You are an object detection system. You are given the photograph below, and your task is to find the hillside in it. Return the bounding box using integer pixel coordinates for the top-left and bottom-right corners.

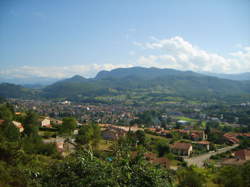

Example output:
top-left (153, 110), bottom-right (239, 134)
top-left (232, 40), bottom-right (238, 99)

top-left (42, 67), bottom-right (250, 103)
top-left (95, 67), bottom-right (203, 80)
top-left (201, 72), bottom-right (250, 81)
top-left (0, 83), bottom-right (37, 99)
top-left (1, 67), bottom-right (250, 103)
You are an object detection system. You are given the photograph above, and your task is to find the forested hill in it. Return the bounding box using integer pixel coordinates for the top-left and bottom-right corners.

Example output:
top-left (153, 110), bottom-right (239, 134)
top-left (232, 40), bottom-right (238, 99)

top-left (1, 67), bottom-right (250, 103)
top-left (0, 83), bottom-right (38, 99)
top-left (95, 67), bottom-right (204, 80)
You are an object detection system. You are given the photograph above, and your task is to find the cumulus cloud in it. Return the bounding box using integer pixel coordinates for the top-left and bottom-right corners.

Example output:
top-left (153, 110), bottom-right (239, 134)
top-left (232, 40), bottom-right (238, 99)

top-left (1, 36), bottom-right (249, 80)
top-left (0, 64), bottom-right (134, 79)
top-left (135, 36), bottom-right (250, 73)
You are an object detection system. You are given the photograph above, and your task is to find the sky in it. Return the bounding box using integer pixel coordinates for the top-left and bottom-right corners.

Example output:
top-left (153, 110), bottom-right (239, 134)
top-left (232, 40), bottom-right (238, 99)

top-left (0, 0), bottom-right (250, 81)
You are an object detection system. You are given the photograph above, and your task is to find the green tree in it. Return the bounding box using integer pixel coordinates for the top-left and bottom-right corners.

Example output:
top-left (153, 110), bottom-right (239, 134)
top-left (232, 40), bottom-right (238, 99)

top-left (242, 161), bottom-right (250, 187)
top-left (3, 121), bottom-right (20, 142)
top-left (76, 123), bottom-right (101, 147)
top-left (37, 149), bottom-right (172, 187)
top-left (23, 111), bottom-right (39, 136)
top-left (135, 130), bottom-right (146, 145)
top-left (157, 142), bottom-right (170, 157)
top-left (204, 125), bottom-right (211, 136)
top-left (177, 167), bottom-right (206, 187)
top-left (59, 117), bottom-right (77, 135)
top-left (217, 166), bottom-right (243, 187)
top-left (238, 137), bottom-right (250, 149)
top-left (0, 104), bottom-right (13, 121)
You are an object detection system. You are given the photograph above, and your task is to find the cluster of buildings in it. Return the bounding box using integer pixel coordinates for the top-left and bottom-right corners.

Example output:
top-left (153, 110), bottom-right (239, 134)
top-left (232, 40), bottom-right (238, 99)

top-left (9, 99), bottom-right (138, 125)
top-left (146, 128), bottom-right (207, 141)
top-left (99, 124), bottom-right (141, 140)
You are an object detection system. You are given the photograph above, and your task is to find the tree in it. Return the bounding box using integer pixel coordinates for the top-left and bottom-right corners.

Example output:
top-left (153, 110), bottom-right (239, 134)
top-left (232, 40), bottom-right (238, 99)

top-left (241, 161), bottom-right (250, 187)
top-left (23, 111), bottom-right (39, 136)
top-left (206, 121), bottom-right (220, 129)
top-left (135, 130), bottom-right (146, 145)
top-left (59, 117), bottom-right (77, 135)
top-left (157, 142), bottom-right (170, 157)
top-left (0, 104), bottom-right (13, 121)
top-left (76, 123), bottom-right (101, 147)
top-left (238, 137), bottom-right (250, 149)
top-left (3, 121), bottom-right (20, 142)
top-left (177, 167), bottom-right (206, 187)
top-left (205, 125), bottom-right (211, 136)
top-left (37, 149), bottom-right (172, 187)
top-left (216, 166), bottom-right (244, 187)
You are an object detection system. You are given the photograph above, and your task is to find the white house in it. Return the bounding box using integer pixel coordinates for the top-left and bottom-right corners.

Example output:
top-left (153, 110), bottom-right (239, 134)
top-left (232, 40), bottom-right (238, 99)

top-left (12, 121), bottom-right (24, 132)
top-left (41, 117), bottom-right (51, 128)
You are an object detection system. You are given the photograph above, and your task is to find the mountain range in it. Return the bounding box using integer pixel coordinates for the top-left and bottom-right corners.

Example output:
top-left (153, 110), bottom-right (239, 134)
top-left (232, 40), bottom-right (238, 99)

top-left (200, 72), bottom-right (250, 81)
top-left (1, 67), bottom-right (250, 104)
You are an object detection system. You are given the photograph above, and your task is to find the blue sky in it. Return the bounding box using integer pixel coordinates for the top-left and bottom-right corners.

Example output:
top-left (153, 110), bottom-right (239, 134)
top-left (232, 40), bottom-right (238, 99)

top-left (0, 0), bottom-right (249, 80)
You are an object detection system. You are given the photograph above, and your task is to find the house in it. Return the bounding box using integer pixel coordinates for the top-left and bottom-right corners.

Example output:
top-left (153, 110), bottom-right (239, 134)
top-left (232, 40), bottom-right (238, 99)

top-left (190, 130), bottom-right (207, 141)
top-left (101, 128), bottom-right (126, 140)
top-left (196, 141), bottom-right (210, 151)
top-left (223, 133), bottom-right (250, 145)
top-left (234, 149), bottom-right (250, 160)
top-left (153, 157), bottom-right (171, 168)
top-left (40, 117), bottom-right (51, 128)
top-left (144, 153), bottom-right (171, 168)
top-left (12, 121), bottom-right (24, 132)
top-left (221, 149), bottom-right (250, 166)
top-left (132, 152), bottom-right (170, 168)
top-left (55, 142), bottom-right (64, 152)
top-left (170, 142), bottom-right (193, 156)
top-left (0, 120), bottom-right (24, 133)
top-left (223, 133), bottom-right (240, 144)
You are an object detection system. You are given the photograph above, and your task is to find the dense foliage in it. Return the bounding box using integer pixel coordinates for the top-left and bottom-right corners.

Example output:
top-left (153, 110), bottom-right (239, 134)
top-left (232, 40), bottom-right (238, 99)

top-left (1, 102), bottom-right (250, 186)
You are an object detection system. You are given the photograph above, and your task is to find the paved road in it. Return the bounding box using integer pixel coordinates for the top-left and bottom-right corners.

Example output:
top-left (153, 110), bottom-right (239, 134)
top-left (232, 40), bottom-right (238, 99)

top-left (184, 144), bottom-right (239, 167)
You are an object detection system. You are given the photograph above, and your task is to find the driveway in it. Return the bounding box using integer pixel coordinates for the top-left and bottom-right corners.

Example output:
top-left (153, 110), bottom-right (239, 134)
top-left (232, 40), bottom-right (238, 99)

top-left (184, 144), bottom-right (239, 167)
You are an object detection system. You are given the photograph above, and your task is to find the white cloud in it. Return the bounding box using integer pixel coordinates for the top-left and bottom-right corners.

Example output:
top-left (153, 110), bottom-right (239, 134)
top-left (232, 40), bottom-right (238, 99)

top-left (135, 36), bottom-right (250, 73)
top-left (1, 36), bottom-right (249, 80)
top-left (0, 64), bottom-right (134, 79)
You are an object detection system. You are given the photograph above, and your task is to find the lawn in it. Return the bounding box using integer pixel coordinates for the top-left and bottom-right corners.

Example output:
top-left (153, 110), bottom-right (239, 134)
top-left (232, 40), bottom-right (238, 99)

top-left (98, 139), bottom-right (113, 151)
top-left (175, 116), bottom-right (197, 122)
top-left (146, 133), bottom-right (170, 142)
top-left (201, 121), bottom-right (206, 128)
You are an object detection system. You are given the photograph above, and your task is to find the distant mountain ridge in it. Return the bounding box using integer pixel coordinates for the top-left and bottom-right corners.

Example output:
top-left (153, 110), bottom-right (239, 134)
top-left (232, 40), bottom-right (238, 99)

top-left (201, 72), bottom-right (250, 81)
top-left (95, 67), bottom-right (203, 80)
top-left (1, 67), bottom-right (250, 103)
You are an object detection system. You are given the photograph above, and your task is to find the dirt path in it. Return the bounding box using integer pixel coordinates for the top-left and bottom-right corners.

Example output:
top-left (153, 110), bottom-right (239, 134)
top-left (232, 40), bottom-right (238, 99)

top-left (184, 144), bottom-right (239, 167)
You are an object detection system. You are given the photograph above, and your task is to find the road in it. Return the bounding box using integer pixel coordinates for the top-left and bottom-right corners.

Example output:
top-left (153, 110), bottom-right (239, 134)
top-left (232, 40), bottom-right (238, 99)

top-left (184, 144), bottom-right (239, 167)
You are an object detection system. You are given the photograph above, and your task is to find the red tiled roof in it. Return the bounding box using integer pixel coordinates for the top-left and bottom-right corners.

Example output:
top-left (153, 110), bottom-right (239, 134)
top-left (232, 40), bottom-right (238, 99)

top-left (197, 141), bottom-right (210, 145)
top-left (170, 142), bottom-right (192, 150)
top-left (152, 157), bottom-right (171, 168)
top-left (0, 119), bottom-right (4, 125)
top-left (235, 149), bottom-right (250, 160)
top-left (147, 128), bottom-right (156, 132)
top-left (144, 152), bottom-right (170, 168)
top-left (223, 134), bottom-right (240, 144)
